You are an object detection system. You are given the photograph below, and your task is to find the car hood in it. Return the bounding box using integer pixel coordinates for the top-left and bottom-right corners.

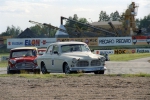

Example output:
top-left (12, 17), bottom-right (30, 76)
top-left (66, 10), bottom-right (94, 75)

top-left (61, 52), bottom-right (103, 59)
top-left (11, 56), bottom-right (36, 62)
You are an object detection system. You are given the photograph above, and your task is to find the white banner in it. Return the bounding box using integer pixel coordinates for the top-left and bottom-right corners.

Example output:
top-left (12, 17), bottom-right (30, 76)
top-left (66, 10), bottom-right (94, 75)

top-left (94, 50), bottom-right (114, 55)
top-left (7, 38), bottom-right (57, 49)
top-left (98, 37), bottom-right (132, 46)
top-left (136, 48), bottom-right (150, 53)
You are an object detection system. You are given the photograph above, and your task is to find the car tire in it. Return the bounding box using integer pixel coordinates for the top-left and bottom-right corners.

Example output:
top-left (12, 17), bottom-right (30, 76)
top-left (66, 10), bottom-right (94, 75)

top-left (94, 70), bottom-right (104, 74)
top-left (41, 64), bottom-right (49, 74)
top-left (64, 63), bottom-right (71, 74)
top-left (7, 67), bottom-right (14, 74)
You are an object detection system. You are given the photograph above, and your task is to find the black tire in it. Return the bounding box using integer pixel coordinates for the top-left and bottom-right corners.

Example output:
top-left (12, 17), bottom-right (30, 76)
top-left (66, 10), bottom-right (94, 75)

top-left (41, 63), bottom-right (49, 74)
top-left (94, 70), bottom-right (104, 74)
top-left (64, 63), bottom-right (71, 74)
top-left (7, 67), bottom-right (14, 74)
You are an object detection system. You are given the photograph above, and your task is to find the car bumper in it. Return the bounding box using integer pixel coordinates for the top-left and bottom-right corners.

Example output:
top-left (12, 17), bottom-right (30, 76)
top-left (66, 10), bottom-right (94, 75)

top-left (70, 66), bottom-right (107, 72)
top-left (9, 66), bottom-right (40, 71)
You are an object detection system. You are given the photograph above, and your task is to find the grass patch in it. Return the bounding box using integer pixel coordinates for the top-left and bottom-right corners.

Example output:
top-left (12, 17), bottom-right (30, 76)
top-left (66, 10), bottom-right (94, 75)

top-left (107, 73), bottom-right (150, 77)
top-left (0, 61), bottom-right (8, 67)
top-left (0, 53), bottom-right (9, 58)
top-left (18, 74), bottom-right (58, 78)
top-left (0, 74), bottom-right (11, 77)
top-left (109, 53), bottom-right (150, 61)
top-left (0, 73), bottom-right (150, 78)
top-left (0, 53), bottom-right (9, 68)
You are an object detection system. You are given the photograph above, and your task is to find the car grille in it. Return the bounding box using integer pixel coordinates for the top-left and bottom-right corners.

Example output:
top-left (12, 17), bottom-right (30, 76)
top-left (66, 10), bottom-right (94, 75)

top-left (15, 62), bottom-right (35, 68)
top-left (76, 61), bottom-right (89, 67)
top-left (91, 60), bottom-right (101, 66)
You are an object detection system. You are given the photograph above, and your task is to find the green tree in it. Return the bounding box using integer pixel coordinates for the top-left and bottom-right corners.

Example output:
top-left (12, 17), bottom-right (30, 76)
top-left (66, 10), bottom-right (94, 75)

top-left (30, 24), bottom-right (56, 37)
top-left (73, 14), bottom-right (78, 21)
top-left (98, 11), bottom-right (110, 21)
top-left (0, 25), bottom-right (22, 37)
top-left (65, 16), bottom-right (74, 28)
top-left (139, 14), bottom-right (150, 32)
top-left (77, 18), bottom-right (88, 30)
top-left (65, 14), bottom-right (89, 31)
top-left (110, 11), bottom-right (120, 21)
top-left (135, 18), bottom-right (140, 28)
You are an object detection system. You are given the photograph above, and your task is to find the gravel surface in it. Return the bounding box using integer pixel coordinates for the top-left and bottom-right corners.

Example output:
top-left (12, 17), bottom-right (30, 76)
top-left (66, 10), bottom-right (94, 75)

top-left (0, 75), bottom-right (150, 100)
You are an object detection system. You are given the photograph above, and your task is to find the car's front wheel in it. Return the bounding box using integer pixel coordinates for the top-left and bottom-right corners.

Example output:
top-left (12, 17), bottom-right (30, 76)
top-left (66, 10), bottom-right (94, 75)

top-left (41, 63), bottom-right (49, 74)
top-left (94, 70), bottom-right (104, 74)
top-left (7, 67), bottom-right (14, 74)
top-left (64, 63), bottom-right (71, 74)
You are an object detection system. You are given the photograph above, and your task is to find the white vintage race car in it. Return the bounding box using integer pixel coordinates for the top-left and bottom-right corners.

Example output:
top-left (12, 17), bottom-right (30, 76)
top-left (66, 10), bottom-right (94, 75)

top-left (36, 41), bottom-right (106, 74)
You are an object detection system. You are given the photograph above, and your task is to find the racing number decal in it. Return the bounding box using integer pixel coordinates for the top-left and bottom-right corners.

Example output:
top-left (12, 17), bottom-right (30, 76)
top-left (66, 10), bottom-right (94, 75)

top-left (52, 60), bottom-right (54, 66)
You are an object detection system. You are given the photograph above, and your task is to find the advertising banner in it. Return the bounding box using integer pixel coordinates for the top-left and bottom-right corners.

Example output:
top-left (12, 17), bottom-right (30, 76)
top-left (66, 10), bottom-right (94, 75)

top-left (136, 48), bottom-right (150, 53)
top-left (114, 49), bottom-right (136, 54)
top-left (94, 50), bottom-right (114, 55)
top-left (7, 38), bottom-right (57, 49)
top-left (98, 37), bottom-right (132, 46)
top-left (132, 36), bottom-right (150, 45)
top-left (57, 38), bottom-right (98, 46)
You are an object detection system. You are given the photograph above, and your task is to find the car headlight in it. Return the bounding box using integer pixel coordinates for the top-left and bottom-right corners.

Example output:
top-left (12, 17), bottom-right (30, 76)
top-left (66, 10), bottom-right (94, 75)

top-left (10, 59), bottom-right (16, 64)
top-left (72, 58), bottom-right (77, 63)
top-left (100, 57), bottom-right (106, 62)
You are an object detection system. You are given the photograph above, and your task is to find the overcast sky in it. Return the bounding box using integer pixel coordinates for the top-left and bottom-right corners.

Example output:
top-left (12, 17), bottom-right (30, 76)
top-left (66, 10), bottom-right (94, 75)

top-left (0, 0), bottom-right (150, 33)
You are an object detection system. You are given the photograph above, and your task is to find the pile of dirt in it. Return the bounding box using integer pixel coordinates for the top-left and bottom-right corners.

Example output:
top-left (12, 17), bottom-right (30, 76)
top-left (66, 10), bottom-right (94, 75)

top-left (0, 75), bottom-right (149, 100)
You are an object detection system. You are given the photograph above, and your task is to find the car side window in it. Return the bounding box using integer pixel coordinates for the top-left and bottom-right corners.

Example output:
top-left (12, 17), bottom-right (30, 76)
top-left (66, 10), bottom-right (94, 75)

top-left (46, 45), bottom-right (53, 54)
top-left (52, 45), bottom-right (59, 54)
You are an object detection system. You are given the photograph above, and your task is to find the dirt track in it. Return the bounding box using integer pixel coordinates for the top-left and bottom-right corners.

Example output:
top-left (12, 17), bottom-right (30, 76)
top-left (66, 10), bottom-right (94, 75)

top-left (0, 75), bottom-right (150, 100)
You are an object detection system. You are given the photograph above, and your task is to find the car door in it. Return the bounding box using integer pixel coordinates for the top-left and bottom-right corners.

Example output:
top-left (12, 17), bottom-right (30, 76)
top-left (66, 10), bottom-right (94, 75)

top-left (50, 45), bottom-right (62, 72)
top-left (44, 45), bottom-right (53, 71)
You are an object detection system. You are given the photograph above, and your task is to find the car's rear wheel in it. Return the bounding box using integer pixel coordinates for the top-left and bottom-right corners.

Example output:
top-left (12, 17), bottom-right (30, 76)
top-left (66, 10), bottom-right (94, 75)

top-left (64, 63), bottom-right (71, 74)
top-left (94, 70), bottom-right (104, 74)
top-left (41, 63), bottom-right (49, 74)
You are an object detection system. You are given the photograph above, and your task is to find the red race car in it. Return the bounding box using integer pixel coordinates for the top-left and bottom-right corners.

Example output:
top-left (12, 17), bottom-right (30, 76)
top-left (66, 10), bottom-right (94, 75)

top-left (7, 47), bottom-right (40, 74)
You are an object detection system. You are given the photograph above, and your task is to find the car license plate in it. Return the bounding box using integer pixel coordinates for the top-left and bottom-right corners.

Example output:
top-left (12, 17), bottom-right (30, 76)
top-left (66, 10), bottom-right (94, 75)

top-left (22, 64), bottom-right (25, 67)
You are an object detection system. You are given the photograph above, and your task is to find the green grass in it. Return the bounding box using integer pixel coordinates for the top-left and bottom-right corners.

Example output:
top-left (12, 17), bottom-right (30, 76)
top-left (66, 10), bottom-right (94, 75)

top-left (0, 73), bottom-right (85, 78)
top-left (108, 73), bottom-right (150, 77)
top-left (0, 61), bottom-right (8, 67)
top-left (0, 53), bottom-right (9, 57)
top-left (109, 53), bottom-right (150, 61)
top-left (0, 53), bottom-right (9, 67)
top-left (0, 73), bottom-right (150, 78)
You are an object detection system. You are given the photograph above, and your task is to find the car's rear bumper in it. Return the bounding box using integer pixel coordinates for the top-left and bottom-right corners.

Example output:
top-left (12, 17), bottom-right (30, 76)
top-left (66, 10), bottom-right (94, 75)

top-left (70, 66), bottom-right (106, 72)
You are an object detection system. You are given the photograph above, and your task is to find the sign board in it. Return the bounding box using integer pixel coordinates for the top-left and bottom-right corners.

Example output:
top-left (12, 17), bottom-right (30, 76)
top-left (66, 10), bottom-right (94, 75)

top-left (94, 50), bottom-right (114, 55)
top-left (98, 37), bottom-right (132, 46)
top-left (132, 36), bottom-right (150, 45)
top-left (57, 38), bottom-right (98, 46)
top-left (136, 48), bottom-right (150, 53)
top-left (7, 38), bottom-right (57, 49)
top-left (114, 49), bottom-right (136, 54)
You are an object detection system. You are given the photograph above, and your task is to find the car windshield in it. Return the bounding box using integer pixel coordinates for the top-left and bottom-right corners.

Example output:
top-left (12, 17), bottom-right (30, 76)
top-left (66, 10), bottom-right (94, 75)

top-left (11, 49), bottom-right (36, 58)
top-left (61, 44), bottom-right (90, 53)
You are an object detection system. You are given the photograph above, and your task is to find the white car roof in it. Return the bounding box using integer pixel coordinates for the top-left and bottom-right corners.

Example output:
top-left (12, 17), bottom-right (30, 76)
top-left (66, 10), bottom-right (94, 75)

top-left (11, 47), bottom-right (37, 51)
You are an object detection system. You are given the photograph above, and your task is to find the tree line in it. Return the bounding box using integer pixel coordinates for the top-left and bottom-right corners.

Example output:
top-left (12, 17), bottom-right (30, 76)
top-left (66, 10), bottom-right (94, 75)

top-left (0, 11), bottom-right (150, 38)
